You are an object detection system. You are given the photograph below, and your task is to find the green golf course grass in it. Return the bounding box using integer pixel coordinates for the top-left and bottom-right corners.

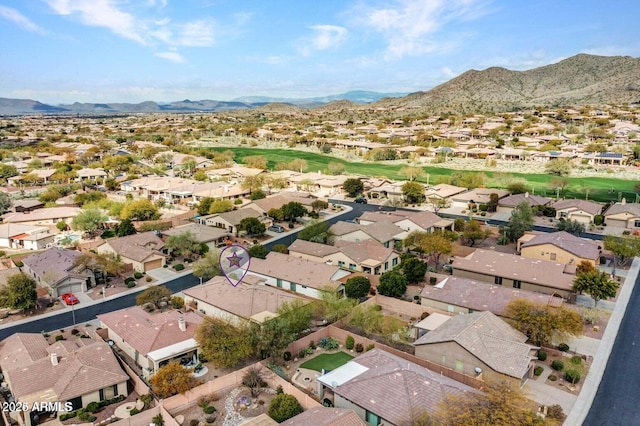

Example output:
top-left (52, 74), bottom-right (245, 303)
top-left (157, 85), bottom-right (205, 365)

top-left (299, 352), bottom-right (354, 372)
top-left (208, 147), bottom-right (638, 203)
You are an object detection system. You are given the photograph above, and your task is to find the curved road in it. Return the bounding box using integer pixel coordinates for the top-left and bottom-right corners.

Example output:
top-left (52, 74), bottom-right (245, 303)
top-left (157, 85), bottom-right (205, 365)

top-left (0, 273), bottom-right (199, 340)
top-left (584, 269), bottom-right (640, 425)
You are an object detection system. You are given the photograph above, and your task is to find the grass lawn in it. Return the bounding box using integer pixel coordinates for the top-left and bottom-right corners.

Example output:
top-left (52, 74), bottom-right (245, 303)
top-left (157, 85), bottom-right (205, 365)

top-left (207, 147), bottom-right (638, 203)
top-left (299, 351), bottom-right (354, 372)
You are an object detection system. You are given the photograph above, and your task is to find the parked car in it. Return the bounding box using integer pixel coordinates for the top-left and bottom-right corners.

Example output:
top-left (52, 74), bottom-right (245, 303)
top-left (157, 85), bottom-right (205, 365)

top-left (268, 224), bottom-right (285, 233)
top-left (61, 293), bottom-right (79, 306)
top-left (354, 197), bottom-right (368, 204)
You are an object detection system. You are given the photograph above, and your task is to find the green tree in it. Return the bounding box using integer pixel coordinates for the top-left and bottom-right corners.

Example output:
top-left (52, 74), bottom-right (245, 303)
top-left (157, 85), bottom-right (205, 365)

top-left (71, 208), bottom-right (107, 238)
top-left (250, 189), bottom-right (266, 200)
top-left (192, 251), bottom-right (221, 283)
top-left (0, 164), bottom-right (18, 180)
top-left (241, 175), bottom-right (265, 194)
top-left (56, 220), bottom-right (68, 232)
top-left (342, 178), bottom-right (364, 197)
top-left (74, 191), bottom-right (107, 207)
top-left (556, 219), bottom-right (586, 236)
top-left (248, 244), bottom-right (269, 259)
top-left (281, 202), bottom-right (306, 222)
top-left (399, 166), bottom-right (425, 181)
top-left (573, 271), bottom-right (619, 307)
top-left (507, 181), bottom-right (530, 194)
top-left (267, 208), bottom-right (284, 222)
top-left (242, 155), bottom-right (268, 169)
top-left (120, 199), bottom-right (160, 221)
top-left (149, 361), bottom-right (201, 398)
top-left (276, 299), bottom-right (312, 337)
top-left (378, 271), bottom-right (407, 298)
top-left (545, 158), bottom-right (573, 176)
top-left (136, 286), bottom-right (172, 308)
top-left (268, 394), bottom-right (303, 423)
top-left (503, 299), bottom-right (583, 346)
top-left (0, 273), bottom-right (38, 310)
top-left (576, 260), bottom-right (596, 276)
top-left (345, 276), bottom-right (371, 299)
top-left (311, 199), bottom-right (329, 212)
top-left (297, 220), bottom-right (331, 244)
top-left (327, 161), bottom-right (345, 175)
top-left (239, 217), bottom-right (266, 237)
top-left (506, 202), bottom-right (534, 242)
top-left (402, 181), bottom-right (425, 204)
top-left (604, 235), bottom-right (640, 268)
top-left (272, 244), bottom-right (288, 254)
top-left (0, 192), bottom-right (12, 215)
top-left (463, 219), bottom-right (491, 246)
top-left (487, 193), bottom-right (499, 213)
top-left (114, 218), bottom-right (137, 237)
top-left (404, 231), bottom-right (452, 271)
top-left (250, 317), bottom-right (296, 362)
top-left (549, 177), bottom-right (571, 197)
top-left (401, 257), bottom-right (427, 284)
top-left (197, 197), bottom-right (215, 216)
top-left (318, 287), bottom-right (357, 323)
top-left (208, 199), bottom-right (233, 214)
top-left (450, 171), bottom-right (486, 189)
top-left (195, 316), bottom-right (253, 368)
top-left (166, 231), bottom-right (203, 258)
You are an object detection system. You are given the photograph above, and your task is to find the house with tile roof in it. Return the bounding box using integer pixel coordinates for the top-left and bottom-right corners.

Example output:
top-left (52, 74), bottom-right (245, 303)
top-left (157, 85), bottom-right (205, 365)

top-left (450, 188), bottom-right (510, 209)
top-left (288, 239), bottom-right (400, 275)
top-left (0, 223), bottom-right (54, 250)
top-left (247, 192), bottom-right (319, 215)
top-left (518, 231), bottom-right (602, 266)
top-left (414, 311), bottom-right (539, 388)
top-left (603, 200), bottom-right (640, 229)
top-left (552, 199), bottom-right (603, 224)
top-left (247, 251), bottom-right (351, 299)
top-left (97, 306), bottom-right (203, 379)
top-left (95, 231), bottom-right (166, 272)
top-left (357, 210), bottom-right (453, 233)
top-left (281, 407), bottom-right (366, 426)
top-left (22, 247), bottom-right (95, 296)
top-left (451, 249), bottom-right (577, 301)
top-left (183, 275), bottom-right (310, 325)
top-left (316, 348), bottom-right (477, 426)
top-left (1, 207), bottom-right (81, 226)
top-left (419, 276), bottom-right (564, 316)
top-left (199, 207), bottom-right (269, 236)
top-left (328, 221), bottom-right (405, 249)
top-left (160, 223), bottom-right (231, 251)
top-left (0, 333), bottom-right (129, 426)
top-left (497, 192), bottom-right (553, 213)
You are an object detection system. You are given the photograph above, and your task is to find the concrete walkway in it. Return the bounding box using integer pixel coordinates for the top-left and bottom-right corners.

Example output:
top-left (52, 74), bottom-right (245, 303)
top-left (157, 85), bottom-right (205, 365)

top-left (551, 335), bottom-right (601, 358)
top-left (523, 364), bottom-right (577, 415)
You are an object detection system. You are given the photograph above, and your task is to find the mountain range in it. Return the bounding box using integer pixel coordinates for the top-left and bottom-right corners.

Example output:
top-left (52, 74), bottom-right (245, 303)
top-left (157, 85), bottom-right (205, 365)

top-left (1, 54), bottom-right (639, 116)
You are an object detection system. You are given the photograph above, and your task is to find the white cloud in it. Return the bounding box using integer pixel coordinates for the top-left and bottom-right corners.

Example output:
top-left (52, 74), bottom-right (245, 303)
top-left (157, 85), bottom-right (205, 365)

top-left (155, 51), bottom-right (185, 63)
top-left (178, 20), bottom-right (215, 46)
top-left (45, 0), bottom-right (146, 44)
top-left (0, 5), bottom-right (46, 34)
top-left (360, 0), bottom-right (490, 59)
top-left (309, 25), bottom-right (348, 50)
top-left (441, 66), bottom-right (456, 77)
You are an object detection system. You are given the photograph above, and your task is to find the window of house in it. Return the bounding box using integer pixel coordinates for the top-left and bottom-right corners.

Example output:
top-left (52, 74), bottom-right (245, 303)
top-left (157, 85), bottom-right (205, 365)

top-left (290, 283), bottom-right (297, 291)
top-left (447, 304), bottom-right (454, 313)
top-left (455, 360), bottom-right (464, 373)
top-left (338, 261), bottom-right (345, 268)
top-left (99, 385), bottom-right (117, 401)
top-left (560, 212), bottom-right (568, 218)
top-left (365, 411), bottom-right (381, 426)
top-left (392, 258), bottom-right (398, 266)
top-left (550, 253), bottom-right (557, 261)
top-left (276, 279), bottom-right (282, 288)
top-left (494, 276), bottom-right (502, 285)
top-left (513, 280), bottom-right (522, 289)
top-left (634, 220), bottom-right (640, 228)
top-left (349, 263), bottom-right (357, 270)
top-left (384, 261), bottom-right (389, 270)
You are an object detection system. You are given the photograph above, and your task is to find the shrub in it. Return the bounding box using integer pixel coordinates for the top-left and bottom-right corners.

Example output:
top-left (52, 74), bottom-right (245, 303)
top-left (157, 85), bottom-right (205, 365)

top-left (170, 296), bottom-right (185, 309)
top-left (129, 408), bottom-right (140, 416)
top-left (558, 343), bottom-right (570, 352)
top-left (127, 281), bottom-right (136, 288)
top-left (537, 350), bottom-right (547, 361)
top-left (86, 401), bottom-right (100, 413)
top-left (134, 272), bottom-right (143, 279)
top-left (547, 404), bottom-right (566, 421)
top-left (276, 385), bottom-right (283, 395)
top-left (60, 412), bottom-right (77, 421)
top-left (283, 351), bottom-right (292, 361)
top-left (298, 349), bottom-right (306, 359)
top-left (268, 394), bottom-right (303, 422)
top-left (140, 394), bottom-right (153, 409)
top-left (14, 261), bottom-right (23, 267)
top-left (565, 369), bottom-right (581, 384)
top-left (234, 199), bottom-right (243, 205)
top-left (174, 264), bottom-right (185, 271)
top-left (189, 420), bottom-right (199, 426)
top-left (534, 366), bottom-right (544, 376)
top-left (55, 335), bottom-right (64, 341)
top-left (571, 355), bottom-right (583, 365)
top-left (203, 406), bottom-right (216, 414)
top-left (79, 412), bottom-right (97, 422)
top-left (355, 343), bottom-right (364, 353)
top-left (551, 360), bottom-right (564, 371)
top-left (366, 344), bottom-right (375, 351)
top-left (146, 276), bottom-right (152, 282)
top-left (429, 276), bottom-right (437, 285)
top-left (205, 416), bottom-right (216, 423)
top-left (309, 340), bottom-right (316, 350)
top-left (548, 374), bottom-right (557, 382)
top-left (345, 336), bottom-right (355, 350)
top-left (71, 328), bottom-right (79, 335)
top-left (125, 277), bottom-right (135, 284)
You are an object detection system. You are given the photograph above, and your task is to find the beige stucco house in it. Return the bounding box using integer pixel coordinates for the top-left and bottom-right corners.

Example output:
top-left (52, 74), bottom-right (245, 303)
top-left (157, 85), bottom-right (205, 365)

top-left (95, 232), bottom-right (166, 272)
top-left (518, 231), bottom-right (601, 266)
top-left (604, 200), bottom-right (640, 229)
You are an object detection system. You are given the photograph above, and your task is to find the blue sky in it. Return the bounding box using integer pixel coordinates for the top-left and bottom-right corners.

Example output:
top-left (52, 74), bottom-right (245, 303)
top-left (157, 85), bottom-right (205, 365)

top-left (1, 0), bottom-right (639, 104)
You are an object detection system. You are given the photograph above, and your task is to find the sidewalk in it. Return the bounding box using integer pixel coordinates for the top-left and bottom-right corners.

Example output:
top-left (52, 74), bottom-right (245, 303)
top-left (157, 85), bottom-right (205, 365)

top-left (523, 364), bottom-right (577, 415)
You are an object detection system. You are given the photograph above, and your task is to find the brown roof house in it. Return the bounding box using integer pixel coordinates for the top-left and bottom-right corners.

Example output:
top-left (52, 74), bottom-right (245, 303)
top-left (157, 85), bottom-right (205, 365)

top-left (183, 275), bottom-right (310, 325)
top-left (199, 207), bottom-right (268, 236)
top-left (497, 192), bottom-right (552, 213)
top-left (552, 199), bottom-right (603, 224)
top-left (95, 231), bottom-right (166, 273)
top-left (413, 311), bottom-right (539, 388)
top-left (0, 223), bottom-right (54, 251)
top-left (97, 306), bottom-right (203, 380)
top-left (452, 249), bottom-right (577, 301)
top-left (288, 239), bottom-right (400, 275)
top-left (316, 348), bottom-right (477, 426)
top-left (603, 200), bottom-right (640, 229)
top-left (518, 231), bottom-right (601, 266)
top-left (0, 333), bottom-right (129, 426)
top-left (357, 210), bottom-right (453, 233)
top-left (161, 223), bottom-right (231, 251)
top-left (328, 221), bottom-right (405, 249)
top-left (1, 207), bottom-right (81, 226)
top-left (247, 251), bottom-right (352, 299)
top-left (419, 276), bottom-right (564, 316)
top-left (281, 407), bottom-right (366, 426)
top-left (22, 247), bottom-right (95, 297)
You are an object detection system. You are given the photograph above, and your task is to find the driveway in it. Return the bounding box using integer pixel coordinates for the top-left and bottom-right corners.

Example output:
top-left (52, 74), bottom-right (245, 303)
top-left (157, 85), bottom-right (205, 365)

top-left (523, 364), bottom-right (577, 415)
top-left (146, 267), bottom-right (182, 282)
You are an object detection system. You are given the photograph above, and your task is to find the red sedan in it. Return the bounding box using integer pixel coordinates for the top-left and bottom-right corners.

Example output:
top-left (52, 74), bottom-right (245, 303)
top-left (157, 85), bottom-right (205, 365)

top-left (61, 293), bottom-right (79, 306)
